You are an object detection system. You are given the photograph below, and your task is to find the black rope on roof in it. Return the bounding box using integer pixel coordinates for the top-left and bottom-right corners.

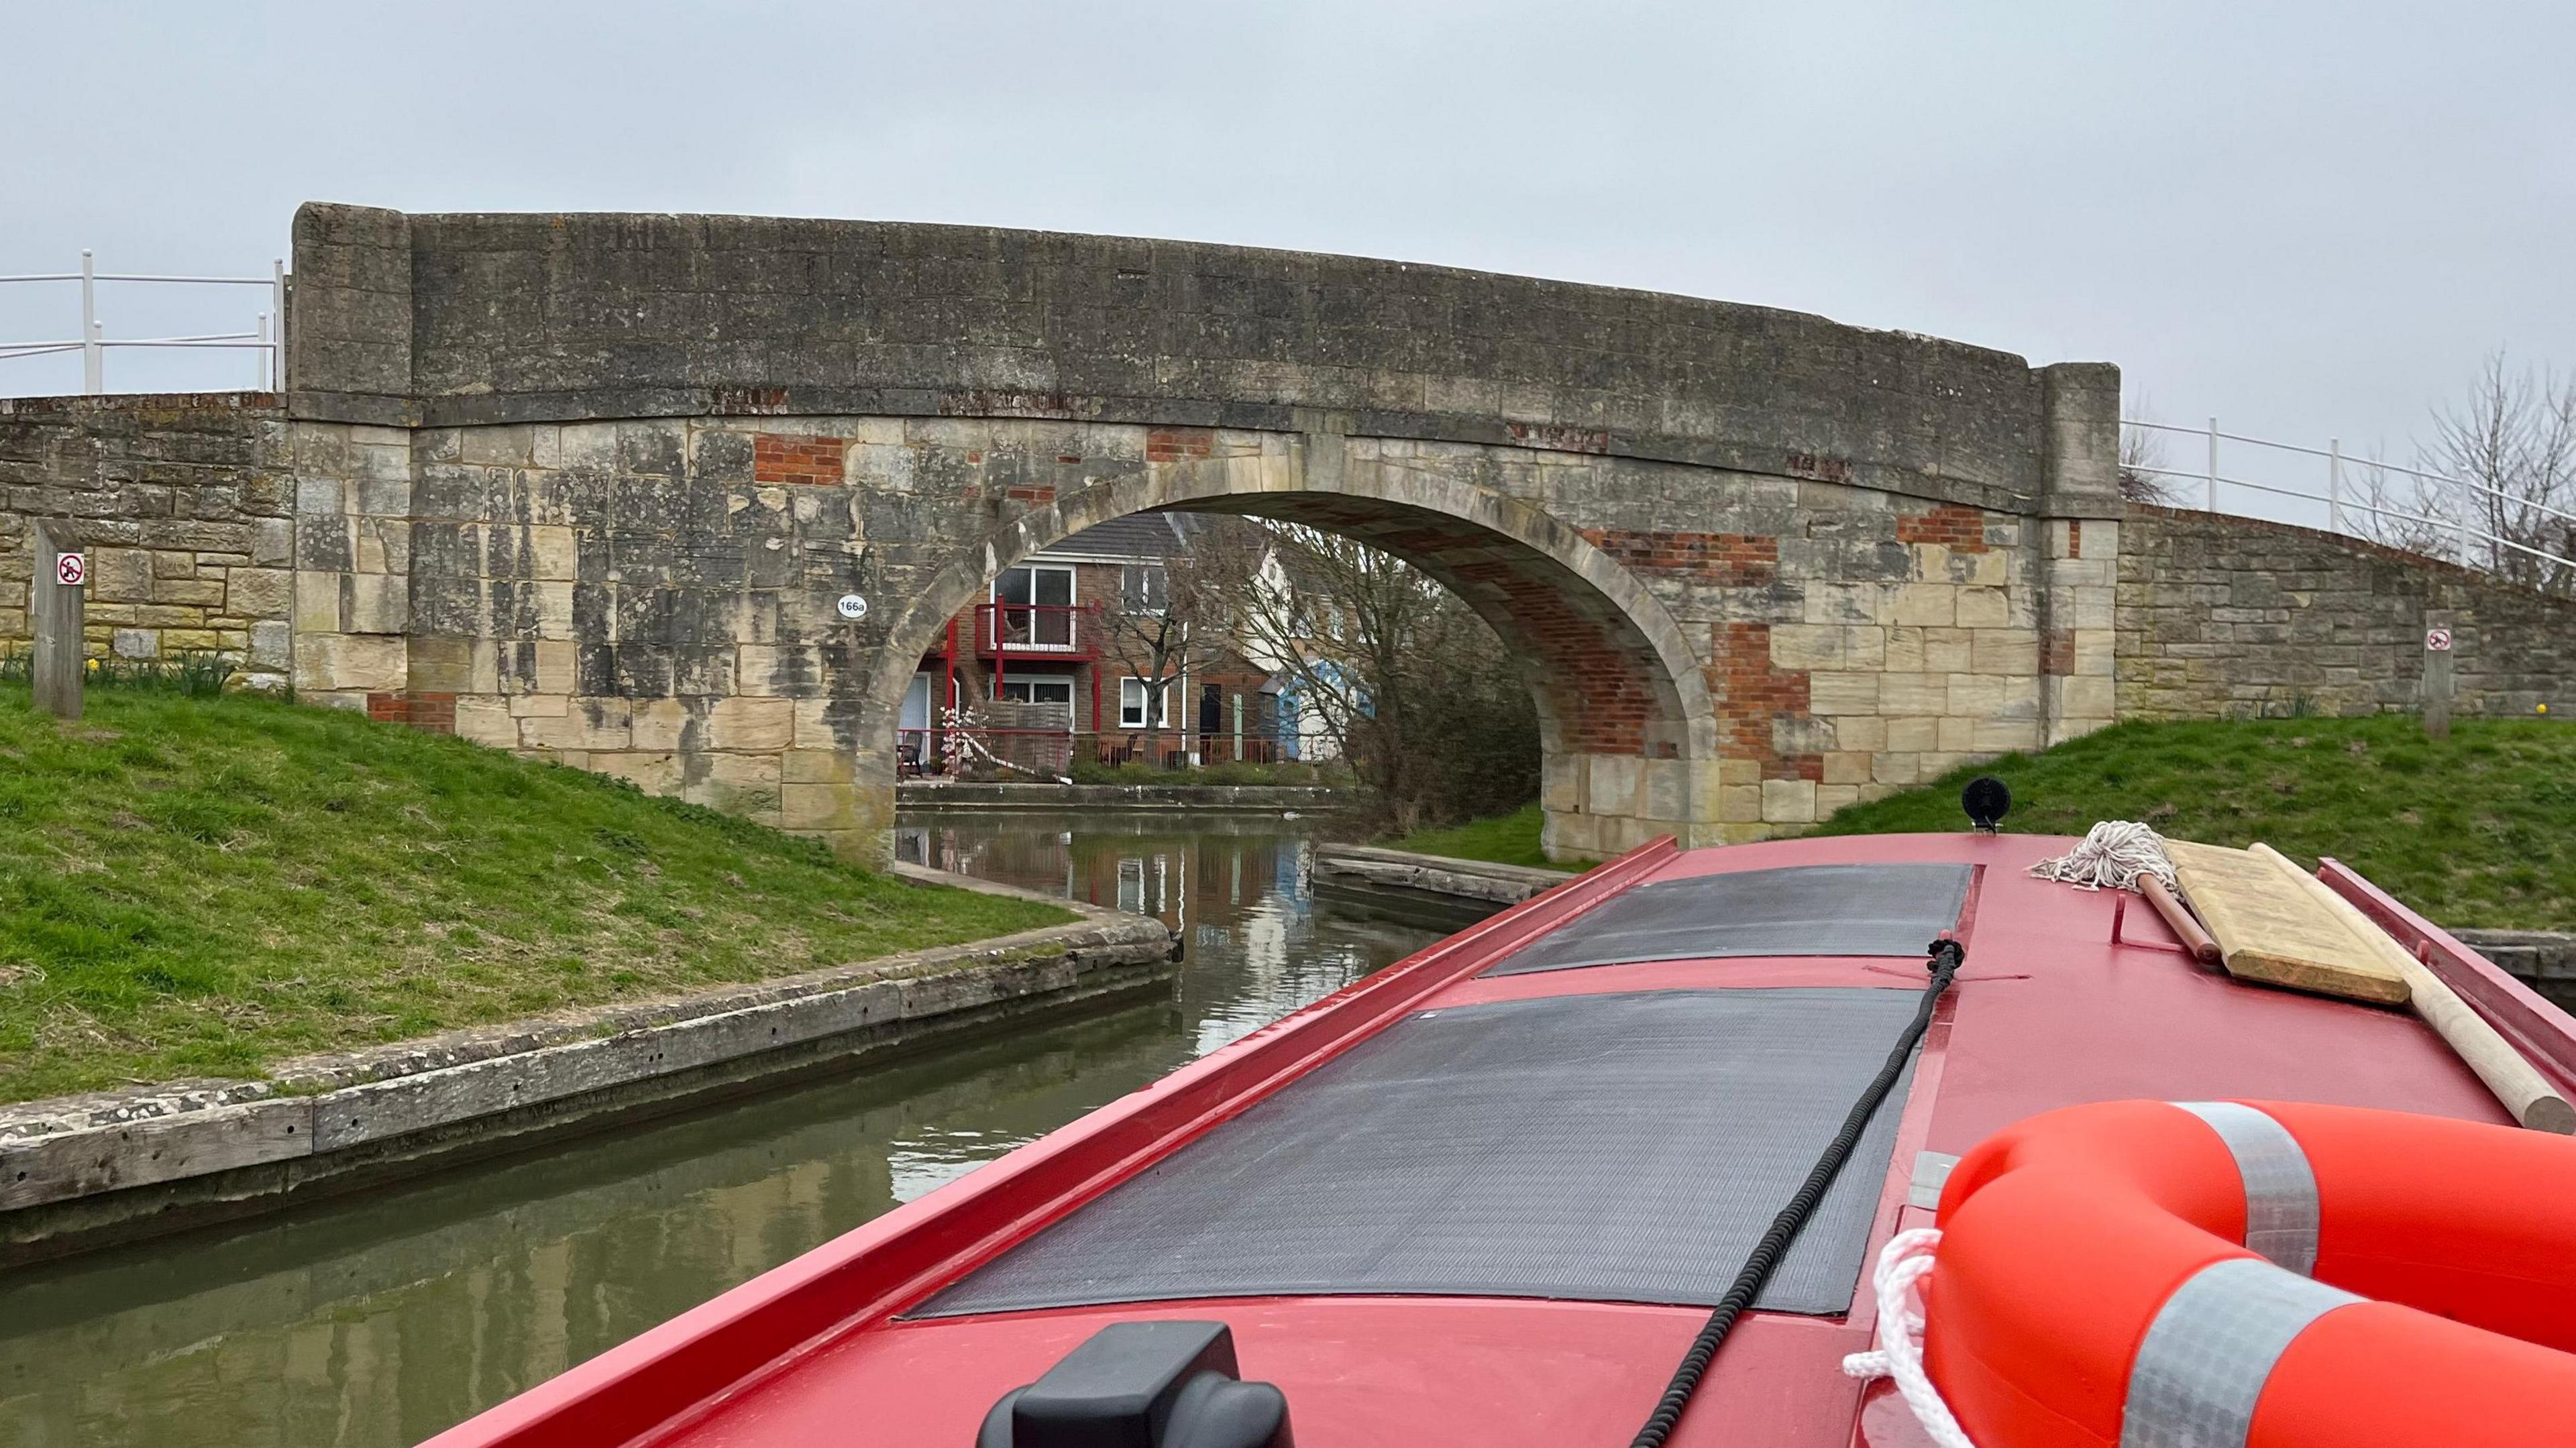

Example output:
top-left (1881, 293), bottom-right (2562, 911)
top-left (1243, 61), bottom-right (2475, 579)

top-left (1627, 934), bottom-right (1966, 1448)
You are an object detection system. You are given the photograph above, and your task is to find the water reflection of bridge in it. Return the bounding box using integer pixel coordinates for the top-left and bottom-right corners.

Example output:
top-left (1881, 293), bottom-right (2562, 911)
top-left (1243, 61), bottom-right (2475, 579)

top-left (896, 808), bottom-right (1311, 934)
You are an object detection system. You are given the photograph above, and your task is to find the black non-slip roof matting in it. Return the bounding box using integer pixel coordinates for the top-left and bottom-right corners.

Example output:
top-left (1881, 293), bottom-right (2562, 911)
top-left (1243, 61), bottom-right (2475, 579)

top-left (1480, 862), bottom-right (1973, 976)
top-left (914, 987), bottom-right (1923, 1319)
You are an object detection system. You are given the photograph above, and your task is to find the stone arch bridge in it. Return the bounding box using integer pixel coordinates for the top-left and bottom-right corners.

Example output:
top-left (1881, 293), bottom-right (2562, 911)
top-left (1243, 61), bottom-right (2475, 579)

top-left (236, 203), bottom-right (2137, 861)
top-left (16, 210), bottom-right (2565, 863)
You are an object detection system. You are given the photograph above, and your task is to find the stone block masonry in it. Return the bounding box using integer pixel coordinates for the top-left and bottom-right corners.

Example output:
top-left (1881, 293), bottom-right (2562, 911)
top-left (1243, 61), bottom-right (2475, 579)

top-left (0, 393), bottom-right (295, 683)
top-left (2116, 507), bottom-right (2576, 718)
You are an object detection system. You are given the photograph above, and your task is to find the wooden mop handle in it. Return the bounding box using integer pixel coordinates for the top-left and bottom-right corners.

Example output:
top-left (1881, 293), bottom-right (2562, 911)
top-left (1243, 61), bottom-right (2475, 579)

top-left (2137, 875), bottom-right (2221, 965)
top-left (2250, 843), bottom-right (2576, 1134)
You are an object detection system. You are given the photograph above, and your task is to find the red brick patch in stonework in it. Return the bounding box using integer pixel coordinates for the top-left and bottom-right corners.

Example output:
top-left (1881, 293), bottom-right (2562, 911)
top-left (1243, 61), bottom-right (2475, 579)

top-left (407, 693), bottom-right (457, 734)
top-left (1006, 487), bottom-right (1057, 504)
top-left (752, 433), bottom-right (847, 485)
top-left (1448, 559), bottom-right (1662, 757)
top-left (1896, 504), bottom-right (1992, 551)
top-left (2068, 520), bottom-right (2084, 559)
top-left (1581, 529), bottom-right (1778, 588)
top-left (2043, 628), bottom-right (2076, 676)
top-left (366, 691), bottom-right (457, 734)
top-left (1146, 427), bottom-right (1215, 463)
top-left (1706, 623), bottom-right (1819, 781)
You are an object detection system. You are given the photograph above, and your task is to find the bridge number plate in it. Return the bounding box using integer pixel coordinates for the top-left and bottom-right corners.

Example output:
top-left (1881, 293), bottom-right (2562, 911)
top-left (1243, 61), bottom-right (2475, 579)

top-left (835, 594), bottom-right (869, 622)
top-left (2425, 628), bottom-right (2453, 652)
top-left (54, 553), bottom-right (86, 588)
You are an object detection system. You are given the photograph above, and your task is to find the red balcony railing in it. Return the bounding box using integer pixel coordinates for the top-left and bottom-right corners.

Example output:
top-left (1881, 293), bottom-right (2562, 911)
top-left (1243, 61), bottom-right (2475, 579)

top-left (898, 728), bottom-right (1291, 778)
top-left (973, 602), bottom-right (1100, 661)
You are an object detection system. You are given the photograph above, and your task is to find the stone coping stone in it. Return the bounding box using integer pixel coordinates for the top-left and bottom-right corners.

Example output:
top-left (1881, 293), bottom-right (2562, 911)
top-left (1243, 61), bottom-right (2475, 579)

top-left (898, 781), bottom-right (1348, 811)
top-left (1313, 843), bottom-right (1578, 907)
top-left (0, 868), bottom-right (1173, 1232)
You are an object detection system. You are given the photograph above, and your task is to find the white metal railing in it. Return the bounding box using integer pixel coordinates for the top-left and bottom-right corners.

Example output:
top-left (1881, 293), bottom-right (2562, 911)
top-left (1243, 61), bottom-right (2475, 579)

top-left (2123, 416), bottom-right (2576, 579)
top-left (0, 250), bottom-right (286, 393)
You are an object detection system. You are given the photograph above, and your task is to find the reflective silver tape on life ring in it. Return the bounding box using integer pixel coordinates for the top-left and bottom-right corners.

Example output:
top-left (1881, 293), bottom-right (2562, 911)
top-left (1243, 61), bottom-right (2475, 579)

top-left (2171, 1101), bottom-right (2320, 1276)
top-left (2120, 1258), bottom-right (2362, 1448)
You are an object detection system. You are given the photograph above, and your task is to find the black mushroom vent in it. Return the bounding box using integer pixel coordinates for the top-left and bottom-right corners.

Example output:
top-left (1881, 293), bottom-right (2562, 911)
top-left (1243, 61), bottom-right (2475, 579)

top-left (977, 1321), bottom-right (1293, 1448)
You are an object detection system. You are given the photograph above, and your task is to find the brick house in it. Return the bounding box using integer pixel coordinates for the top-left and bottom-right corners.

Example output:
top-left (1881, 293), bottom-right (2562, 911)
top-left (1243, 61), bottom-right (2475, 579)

top-left (901, 514), bottom-right (1280, 773)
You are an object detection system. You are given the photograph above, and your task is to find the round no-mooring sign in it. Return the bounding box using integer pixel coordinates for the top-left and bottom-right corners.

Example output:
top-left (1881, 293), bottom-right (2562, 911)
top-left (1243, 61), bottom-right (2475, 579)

top-left (54, 553), bottom-right (85, 588)
top-left (2426, 628), bottom-right (2453, 652)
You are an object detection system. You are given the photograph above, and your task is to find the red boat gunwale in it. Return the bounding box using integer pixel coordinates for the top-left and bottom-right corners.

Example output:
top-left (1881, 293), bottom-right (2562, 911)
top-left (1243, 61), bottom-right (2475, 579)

top-left (2322, 856), bottom-right (2576, 1095)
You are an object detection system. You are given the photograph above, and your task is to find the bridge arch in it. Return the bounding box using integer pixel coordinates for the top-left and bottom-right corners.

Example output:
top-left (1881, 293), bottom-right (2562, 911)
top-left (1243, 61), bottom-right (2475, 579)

top-left (865, 430), bottom-right (1720, 860)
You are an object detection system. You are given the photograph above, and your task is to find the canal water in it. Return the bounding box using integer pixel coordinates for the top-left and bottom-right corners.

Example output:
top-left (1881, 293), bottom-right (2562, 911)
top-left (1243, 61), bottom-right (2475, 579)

top-left (0, 810), bottom-right (1475, 1448)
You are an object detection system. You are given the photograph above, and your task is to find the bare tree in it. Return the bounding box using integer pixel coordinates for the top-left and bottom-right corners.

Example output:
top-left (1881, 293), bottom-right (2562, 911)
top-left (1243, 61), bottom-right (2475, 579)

top-left (2349, 354), bottom-right (2576, 592)
top-left (2118, 406), bottom-right (2176, 505)
top-left (1207, 520), bottom-right (1536, 832)
top-left (2345, 446), bottom-right (2454, 558)
top-left (2427, 353), bottom-right (2576, 592)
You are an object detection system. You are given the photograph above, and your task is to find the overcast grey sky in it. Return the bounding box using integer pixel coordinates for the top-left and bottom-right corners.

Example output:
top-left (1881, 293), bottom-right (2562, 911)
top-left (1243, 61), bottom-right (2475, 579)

top-left (5, 1), bottom-right (2570, 486)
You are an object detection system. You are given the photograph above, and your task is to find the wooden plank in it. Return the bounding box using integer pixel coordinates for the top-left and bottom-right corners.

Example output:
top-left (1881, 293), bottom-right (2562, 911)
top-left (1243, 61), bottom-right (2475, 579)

top-left (2252, 844), bottom-right (2575, 1132)
top-left (2164, 838), bottom-right (2410, 1004)
top-left (0, 1098), bottom-right (313, 1211)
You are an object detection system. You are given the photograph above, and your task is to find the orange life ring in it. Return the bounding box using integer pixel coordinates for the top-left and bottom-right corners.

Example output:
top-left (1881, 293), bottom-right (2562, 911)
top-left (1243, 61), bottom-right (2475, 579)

top-left (1926, 1099), bottom-right (2576, 1448)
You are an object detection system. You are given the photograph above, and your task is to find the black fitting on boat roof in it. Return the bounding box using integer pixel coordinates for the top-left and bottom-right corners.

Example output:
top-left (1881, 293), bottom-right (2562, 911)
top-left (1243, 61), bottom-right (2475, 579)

top-left (977, 1320), bottom-right (1293, 1448)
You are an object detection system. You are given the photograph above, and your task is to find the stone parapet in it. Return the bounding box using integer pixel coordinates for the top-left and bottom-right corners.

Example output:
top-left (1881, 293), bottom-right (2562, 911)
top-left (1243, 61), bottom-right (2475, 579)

top-left (289, 205), bottom-right (2074, 519)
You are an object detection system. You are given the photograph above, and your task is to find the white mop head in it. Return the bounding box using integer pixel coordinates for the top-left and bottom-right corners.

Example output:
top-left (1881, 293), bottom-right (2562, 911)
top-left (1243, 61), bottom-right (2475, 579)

top-left (2028, 820), bottom-right (2179, 892)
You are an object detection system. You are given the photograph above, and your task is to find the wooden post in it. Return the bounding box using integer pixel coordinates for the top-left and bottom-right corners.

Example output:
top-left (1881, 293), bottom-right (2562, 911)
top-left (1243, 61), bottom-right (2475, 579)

top-left (2422, 626), bottom-right (2455, 740)
top-left (30, 519), bottom-right (85, 721)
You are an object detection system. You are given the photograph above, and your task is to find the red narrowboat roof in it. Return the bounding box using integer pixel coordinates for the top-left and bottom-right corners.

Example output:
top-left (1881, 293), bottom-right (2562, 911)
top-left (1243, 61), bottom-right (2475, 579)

top-left (420, 832), bottom-right (2551, 1448)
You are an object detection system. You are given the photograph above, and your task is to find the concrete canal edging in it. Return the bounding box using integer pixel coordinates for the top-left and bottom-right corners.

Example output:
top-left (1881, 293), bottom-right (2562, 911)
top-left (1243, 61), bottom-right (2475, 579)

top-left (0, 867), bottom-right (1177, 1266)
top-left (1312, 843), bottom-right (1576, 907)
top-left (900, 781), bottom-right (1348, 812)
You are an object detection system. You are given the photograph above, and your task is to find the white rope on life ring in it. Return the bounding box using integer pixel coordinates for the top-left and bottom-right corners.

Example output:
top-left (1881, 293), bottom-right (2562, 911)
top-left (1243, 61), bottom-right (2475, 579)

top-left (1840, 1227), bottom-right (1978, 1448)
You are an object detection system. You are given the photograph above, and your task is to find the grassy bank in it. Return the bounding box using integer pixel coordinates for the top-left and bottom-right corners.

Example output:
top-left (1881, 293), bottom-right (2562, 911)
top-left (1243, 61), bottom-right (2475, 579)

top-left (1817, 715), bottom-right (2576, 930)
top-left (0, 685), bottom-right (1070, 1104)
top-left (1375, 717), bottom-right (2576, 930)
top-left (1379, 804), bottom-right (1592, 872)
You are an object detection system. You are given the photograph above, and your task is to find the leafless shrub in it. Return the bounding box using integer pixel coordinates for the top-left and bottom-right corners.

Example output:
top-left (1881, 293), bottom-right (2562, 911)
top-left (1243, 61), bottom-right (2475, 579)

top-left (2352, 353), bottom-right (2576, 593)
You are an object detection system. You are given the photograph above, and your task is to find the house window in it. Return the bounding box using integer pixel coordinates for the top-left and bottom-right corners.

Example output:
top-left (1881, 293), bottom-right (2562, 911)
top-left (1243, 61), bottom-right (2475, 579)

top-left (996, 677), bottom-right (1075, 706)
top-left (1121, 563), bottom-right (1169, 614)
top-left (993, 565), bottom-right (1075, 649)
top-left (1120, 675), bottom-right (1178, 728)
